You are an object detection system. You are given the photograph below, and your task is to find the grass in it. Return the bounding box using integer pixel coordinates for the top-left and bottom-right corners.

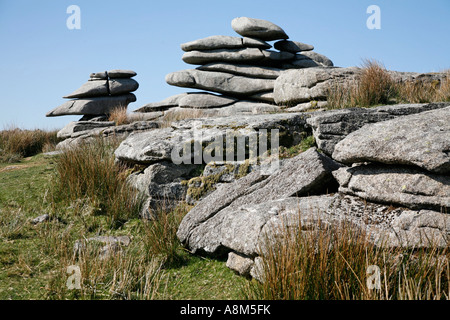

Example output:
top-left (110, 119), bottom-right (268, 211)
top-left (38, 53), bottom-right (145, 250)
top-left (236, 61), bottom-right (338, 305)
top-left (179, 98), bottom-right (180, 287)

top-left (108, 105), bottom-right (130, 126)
top-left (0, 127), bottom-right (58, 163)
top-left (278, 135), bottom-right (316, 159)
top-left (0, 137), bottom-right (246, 300)
top-left (49, 137), bottom-right (143, 228)
top-left (326, 59), bottom-right (450, 109)
top-left (244, 217), bottom-right (450, 300)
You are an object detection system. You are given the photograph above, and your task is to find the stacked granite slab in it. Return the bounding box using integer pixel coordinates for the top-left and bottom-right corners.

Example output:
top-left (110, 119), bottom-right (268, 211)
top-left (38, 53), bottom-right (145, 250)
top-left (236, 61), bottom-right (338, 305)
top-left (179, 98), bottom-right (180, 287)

top-left (45, 69), bottom-right (162, 149)
top-left (135, 17), bottom-right (333, 115)
top-left (46, 69), bottom-right (139, 117)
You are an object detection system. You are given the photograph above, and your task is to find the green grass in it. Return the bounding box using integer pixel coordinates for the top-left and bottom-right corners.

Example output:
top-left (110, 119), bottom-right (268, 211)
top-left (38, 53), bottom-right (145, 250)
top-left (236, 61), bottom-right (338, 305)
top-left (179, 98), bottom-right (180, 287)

top-left (0, 152), bottom-right (247, 300)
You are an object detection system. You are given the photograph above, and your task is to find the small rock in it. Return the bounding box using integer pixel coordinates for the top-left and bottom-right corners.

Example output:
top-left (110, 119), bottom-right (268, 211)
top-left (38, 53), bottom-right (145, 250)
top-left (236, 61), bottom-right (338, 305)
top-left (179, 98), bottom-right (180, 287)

top-left (226, 252), bottom-right (254, 277)
top-left (31, 214), bottom-right (49, 225)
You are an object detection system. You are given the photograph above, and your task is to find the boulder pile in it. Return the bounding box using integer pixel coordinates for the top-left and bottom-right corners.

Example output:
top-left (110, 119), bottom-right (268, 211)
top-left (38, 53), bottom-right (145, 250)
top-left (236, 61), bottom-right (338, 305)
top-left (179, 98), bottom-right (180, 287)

top-left (135, 17), bottom-right (334, 115)
top-left (46, 69), bottom-right (139, 117)
top-left (46, 70), bottom-right (165, 150)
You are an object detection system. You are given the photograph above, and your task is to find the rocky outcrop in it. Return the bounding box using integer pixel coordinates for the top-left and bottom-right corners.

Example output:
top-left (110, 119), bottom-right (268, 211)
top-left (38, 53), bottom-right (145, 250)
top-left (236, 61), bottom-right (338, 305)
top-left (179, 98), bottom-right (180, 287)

top-left (114, 111), bottom-right (311, 218)
top-left (43, 17), bottom-right (450, 282)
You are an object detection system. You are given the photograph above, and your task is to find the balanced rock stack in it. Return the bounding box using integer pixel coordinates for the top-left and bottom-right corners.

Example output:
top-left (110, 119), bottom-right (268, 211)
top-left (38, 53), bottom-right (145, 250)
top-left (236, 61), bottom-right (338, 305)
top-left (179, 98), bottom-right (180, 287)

top-left (136, 17), bottom-right (333, 114)
top-left (46, 69), bottom-right (139, 118)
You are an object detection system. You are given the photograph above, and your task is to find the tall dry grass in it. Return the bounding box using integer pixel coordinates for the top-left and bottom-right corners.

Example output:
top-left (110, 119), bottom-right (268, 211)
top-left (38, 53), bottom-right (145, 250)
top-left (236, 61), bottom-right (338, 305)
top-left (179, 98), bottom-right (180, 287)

top-left (108, 105), bottom-right (130, 126)
top-left (327, 60), bottom-right (450, 109)
top-left (397, 73), bottom-right (450, 103)
top-left (0, 127), bottom-right (58, 162)
top-left (50, 137), bottom-right (143, 226)
top-left (245, 216), bottom-right (449, 300)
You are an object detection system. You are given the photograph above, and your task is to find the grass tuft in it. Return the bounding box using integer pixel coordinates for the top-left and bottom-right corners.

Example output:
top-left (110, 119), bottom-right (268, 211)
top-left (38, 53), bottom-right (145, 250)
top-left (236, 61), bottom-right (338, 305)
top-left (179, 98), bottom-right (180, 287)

top-left (244, 214), bottom-right (450, 300)
top-left (50, 137), bottom-right (143, 227)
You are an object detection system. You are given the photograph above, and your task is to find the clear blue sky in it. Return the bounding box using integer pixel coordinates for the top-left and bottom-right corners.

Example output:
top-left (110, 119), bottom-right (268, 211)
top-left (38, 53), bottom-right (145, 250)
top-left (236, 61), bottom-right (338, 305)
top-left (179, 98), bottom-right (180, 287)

top-left (0, 0), bottom-right (449, 130)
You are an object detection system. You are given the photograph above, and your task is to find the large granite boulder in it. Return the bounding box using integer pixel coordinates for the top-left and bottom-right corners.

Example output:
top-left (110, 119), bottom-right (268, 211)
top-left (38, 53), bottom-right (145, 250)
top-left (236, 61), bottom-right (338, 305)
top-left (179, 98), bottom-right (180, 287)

top-left (181, 35), bottom-right (271, 51)
top-left (165, 69), bottom-right (275, 97)
top-left (197, 63), bottom-right (282, 79)
top-left (63, 78), bottom-right (139, 99)
top-left (231, 17), bottom-right (289, 41)
top-left (177, 92), bottom-right (237, 108)
top-left (333, 165), bottom-right (450, 211)
top-left (306, 102), bottom-right (450, 155)
top-left (274, 40), bottom-right (314, 53)
top-left (46, 94), bottom-right (137, 117)
top-left (177, 148), bottom-right (342, 254)
top-left (332, 106), bottom-right (450, 174)
top-left (273, 67), bottom-right (360, 105)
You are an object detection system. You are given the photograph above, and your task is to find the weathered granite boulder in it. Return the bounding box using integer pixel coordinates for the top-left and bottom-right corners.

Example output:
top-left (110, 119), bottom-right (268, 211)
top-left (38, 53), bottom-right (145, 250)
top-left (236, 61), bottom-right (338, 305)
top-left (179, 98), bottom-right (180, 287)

top-left (197, 63), bottom-right (282, 79)
top-left (47, 69), bottom-right (138, 119)
top-left (105, 69), bottom-right (137, 78)
top-left (177, 148), bottom-right (342, 254)
top-left (181, 35), bottom-right (271, 51)
top-left (127, 161), bottom-right (200, 219)
top-left (231, 17), bottom-right (289, 41)
top-left (56, 120), bottom-right (159, 150)
top-left (183, 190), bottom-right (448, 277)
top-left (274, 67), bottom-right (446, 106)
top-left (226, 252), bottom-right (255, 277)
top-left (299, 51), bottom-right (334, 67)
top-left (89, 69), bottom-right (137, 80)
top-left (127, 161), bottom-right (198, 197)
top-left (46, 94), bottom-right (137, 117)
top-left (57, 121), bottom-right (116, 139)
top-left (274, 40), bottom-right (314, 53)
top-left (115, 112), bottom-right (309, 165)
top-left (333, 165), bottom-right (450, 211)
top-left (63, 78), bottom-right (139, 99)
top-left (182, 48), bottom-right (265, 65)
top-left (273, 67), bottom-right (360, 105)
top-left (166, 69), bottom-right (275, 97)
top-left (178, 92), bottom-right (238, 109)
top-left (161, 101), bottom-right (281, 119)
top-left (389, 210), bottom-right (450, 248)
top-left (332, 106), bottom-right (450, 174)
top-left (306, 102), bottom-right (450, 155)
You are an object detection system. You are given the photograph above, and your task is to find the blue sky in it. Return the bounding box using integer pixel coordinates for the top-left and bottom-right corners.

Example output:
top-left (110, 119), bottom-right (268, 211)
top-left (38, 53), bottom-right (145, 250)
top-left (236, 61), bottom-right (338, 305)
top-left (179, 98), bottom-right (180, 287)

top-left (0, 0), bottom-right (449, 130)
